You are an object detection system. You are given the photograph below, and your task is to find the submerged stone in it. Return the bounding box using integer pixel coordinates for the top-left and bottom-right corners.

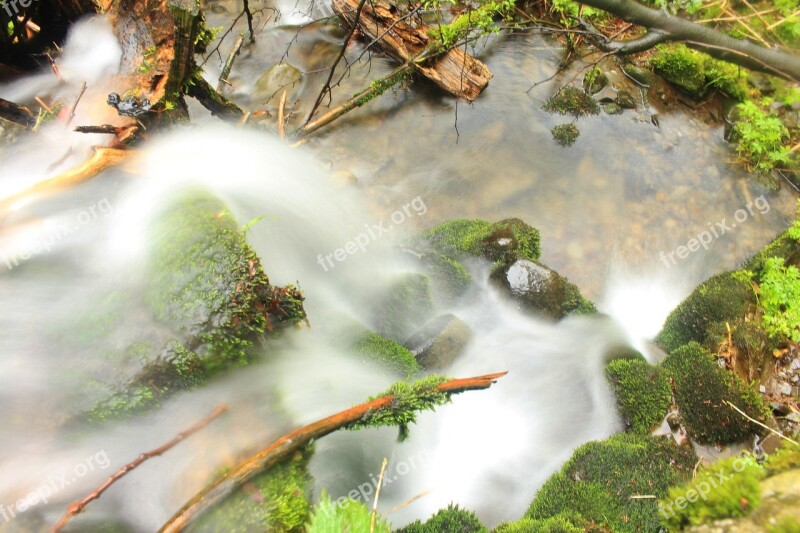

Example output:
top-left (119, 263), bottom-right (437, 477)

top-left (404, 314), bottom-right (473, 371)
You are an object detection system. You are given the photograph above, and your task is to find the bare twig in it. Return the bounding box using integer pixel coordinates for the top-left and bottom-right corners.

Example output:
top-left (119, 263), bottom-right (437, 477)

top-left (278, 90), bottom-right (288, 141)
top-left (724, 400), bottom-right (799, 447)
top-left (66, 82), bottom-right (87, 128)
top-left (217, 33), bottom-right (245, 92)
top-left (306, 0), bottom-right (370, 123)
top-left (52, 404), bottom-right (228, 532)
top-left (243, 0), bottom-right (256, 42)
top-left (370, 458), bottom-right (388, 533)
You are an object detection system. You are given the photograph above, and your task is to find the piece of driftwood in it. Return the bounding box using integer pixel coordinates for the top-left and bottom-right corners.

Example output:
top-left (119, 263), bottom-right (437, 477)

top-left (332, 0), bottom-right (492, 101)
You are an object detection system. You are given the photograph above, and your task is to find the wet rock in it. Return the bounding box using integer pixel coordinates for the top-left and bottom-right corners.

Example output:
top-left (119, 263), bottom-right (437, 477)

top-left (489, 258), bottom-right (595, 320)
top-left (616, 90), bottom-right (637, 109)
top-left (667, 411), bottom-right (681, 430)
top-left (404, 314), bottom-right (473, 370)
top-left (622, 64), bottom-right (652, 87)
top-left (373, 273), bottom-right (435, 342)
top-left (583, 68), bottom-right (608, 95)
top-left (253, 63), bottom-right (303, 105)
top-left (603, 102), bottom-right (623, 115)
top-left (779, 382), bottom-right (793, 396)
top-left (771, 402), bottom-right (791, 416)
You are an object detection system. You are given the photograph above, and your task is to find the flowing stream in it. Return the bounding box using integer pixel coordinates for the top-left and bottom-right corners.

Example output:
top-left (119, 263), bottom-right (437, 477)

top-left (0, 8), bottom-right (797, 531)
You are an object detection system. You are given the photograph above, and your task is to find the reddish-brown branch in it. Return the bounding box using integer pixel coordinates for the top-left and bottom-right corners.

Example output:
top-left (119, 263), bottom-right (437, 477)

top-left (52, 404), bottom-right (229, 533)
top-left (159, 372), bottom-right (508, 532)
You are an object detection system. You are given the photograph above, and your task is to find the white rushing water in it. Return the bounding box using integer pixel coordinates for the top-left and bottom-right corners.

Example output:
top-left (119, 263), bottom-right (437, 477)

top-left (1, 12), bottom-right (793, 532)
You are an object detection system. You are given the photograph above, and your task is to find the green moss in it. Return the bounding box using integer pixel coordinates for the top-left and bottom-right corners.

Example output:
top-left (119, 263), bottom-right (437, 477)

top-left (759, 257), bottom-right (800, 342)
top-left (769, 517), bottom-right (800, 533)
top-left (421, 218), bottom-right (541, 264)
top-left (560, 276), bottom-right (597, 315)
top-left (396, 503), bottom-right (487, 532)
top-left (423, 251), bottom-right (472, 304)
top-left (352, 331), bottom-right (421, 379)
top-left (307, 493), bottom-right (391, 533)
top-left (743, 229), bottom-right (800, 275)
top-left (375, 274), bottom-right (434, 341)
top-left (660, 455), bottom-right (765, 529)
top-left (543, 86), bottom-right (600, 117)
top-left (734, 100), bottom-right (792, 172)
top-left (551, 123), bottom-right (580, 146)
top-left (656, 271), bottom-right (756, 353)
top-left (765, 444), bottom-right (800, 476)
top-left (661, 342), bottom-right (769, 444)
top-left (192, 449), bottom-right (313, 532)
top-left (347, 375), bottom-right (450, 441)
top-left (606, 358), bottom-right (671, 434)
top-left (526, 433), bottom-right (696, 532)
top-left (651, 43), bottom-right (749, 99)
top-left (494, 512), bottom-right (586, 532)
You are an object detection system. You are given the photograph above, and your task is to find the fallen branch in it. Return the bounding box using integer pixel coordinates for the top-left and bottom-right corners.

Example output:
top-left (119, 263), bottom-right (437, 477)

top-left (158, 372), bottom-right (508, 532)
top-left (294, 63), bottom-right (413, 138)
top-left (217, 33), bottom-right (245, 92)
top-left (0, 96), bottom-right (36, 128)
top-left (332, 0), bottom-right (493, 101)
top-left (576, 0), bottom-right (800, 81)
top-left (52, 404), bottom-right (229, 533)
top-left (724, 400), bottom-right (799, 447)
top-left (0, 148), bottom-right (133, 214)
top-left (186, 75), bottom-right (244, 121)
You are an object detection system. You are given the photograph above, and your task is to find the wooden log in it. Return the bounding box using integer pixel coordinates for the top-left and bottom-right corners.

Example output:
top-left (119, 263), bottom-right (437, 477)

top-left (332, 0), bottom-right (492, 101)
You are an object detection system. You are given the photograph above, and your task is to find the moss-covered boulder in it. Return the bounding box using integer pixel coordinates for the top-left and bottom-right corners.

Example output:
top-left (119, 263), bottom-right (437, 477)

top-left (373, 273), bottom-right (435, 342)
top-left (656, 272), bottom-right (756, 354)
top-left (661, 342), bottom-right (769, 445)
top-left (190, 448), bottom-right (313, 533)
top-left (421, 218), bottom-right (541, 265)
top-left (742, 229), bottom-right (800, 276)
top-left (525, 433), bottom-right (696, 532)
top-left (352, 330), bottom-right (422, 379)
top-left (489, 258), bottom-right (595, 319)
top-left (651, 43), bottom-right (748, 100)
top-left (417, 250), bottom-right (472, 305)
top-left (89, 193), bottom-right (306, 422)
top-left (606, 357), bottom-right (672, 434)
top-left (395, 503), bottom-right (487, 533)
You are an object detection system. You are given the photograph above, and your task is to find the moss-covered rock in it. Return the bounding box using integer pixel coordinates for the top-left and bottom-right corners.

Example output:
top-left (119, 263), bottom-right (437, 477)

top-left (656, 272), bottom-right (756, 354)
top-left (543, 86), bottom-right (600, 117)
top-left (551, 123), bottom-right (580, 146)
top-left (651, 43), bottom-right (749, 100)
top-left (89, 193), bottom-right (306, 422)
top-left (420, 251), bottom-right (472, 305)
top-left (190, 448), bottom-right (314, 533)
top-left (606, 357), bottom-right (672, 434)
top-left (526, 433), bottom-right (696, 532)
top-left (660, 455), bottom-right (765, 530)
top-left (662, 342), bottom-right (769, 444)
top-left (489, 258), bottom-right (596, 319)
top-left (421, 218), bottom-right (541, 265)
top-left (396, 503), bottom-right (487, 532)
top-left (494, 512), bottom-right (587, 533)
top-left (353, 331), bottom-right (422, 379)
top-left (742, 229), bottom-right (800, 276)
top-left (373, 274), bottom-right (435, 342)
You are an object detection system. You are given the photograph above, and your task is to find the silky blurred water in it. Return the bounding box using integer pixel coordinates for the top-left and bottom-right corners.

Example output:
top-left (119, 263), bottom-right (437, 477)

top-left (0, 5), bottom-right (797, 531)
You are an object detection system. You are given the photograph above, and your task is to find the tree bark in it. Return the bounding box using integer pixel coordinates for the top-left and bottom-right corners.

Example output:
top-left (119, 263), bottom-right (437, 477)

top-left (158, 372), bottom-right (508, 532)
top-left (332, 0), bottom-right (493, 101)
top-left (577, 0), bottom-right (800, 82)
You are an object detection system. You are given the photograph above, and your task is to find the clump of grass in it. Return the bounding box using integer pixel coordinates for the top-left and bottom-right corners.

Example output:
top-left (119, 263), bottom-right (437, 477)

top-left (551, 123), bottom-right (580, 146)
